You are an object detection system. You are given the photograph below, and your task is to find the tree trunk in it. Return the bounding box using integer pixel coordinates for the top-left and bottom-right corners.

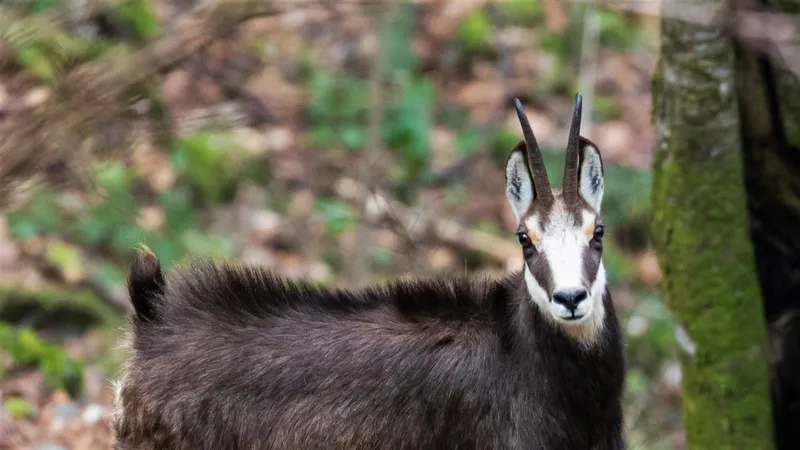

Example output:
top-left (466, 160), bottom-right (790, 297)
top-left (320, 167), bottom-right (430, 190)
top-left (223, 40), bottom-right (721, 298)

top-left (651, 2), bottom-right (776, 449)
top-left (733, 0), bottom-right (800, 448)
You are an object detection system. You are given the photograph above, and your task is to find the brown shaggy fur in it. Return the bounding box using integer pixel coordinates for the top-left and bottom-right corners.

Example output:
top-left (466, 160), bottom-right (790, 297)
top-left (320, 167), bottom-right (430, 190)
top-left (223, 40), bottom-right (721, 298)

top-left (113, 250), bottom-right (625, 450)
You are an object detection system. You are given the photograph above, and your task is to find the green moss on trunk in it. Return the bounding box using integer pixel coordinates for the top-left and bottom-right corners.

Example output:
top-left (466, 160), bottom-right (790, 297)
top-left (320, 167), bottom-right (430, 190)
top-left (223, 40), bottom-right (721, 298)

top-left (651, 12), bottom-right (775, 450)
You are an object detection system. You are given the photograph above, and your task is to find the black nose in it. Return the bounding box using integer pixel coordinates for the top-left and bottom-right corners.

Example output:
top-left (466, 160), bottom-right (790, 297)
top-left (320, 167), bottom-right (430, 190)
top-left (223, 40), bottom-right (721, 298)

top-left (552, 289), bottom-right (588, 311)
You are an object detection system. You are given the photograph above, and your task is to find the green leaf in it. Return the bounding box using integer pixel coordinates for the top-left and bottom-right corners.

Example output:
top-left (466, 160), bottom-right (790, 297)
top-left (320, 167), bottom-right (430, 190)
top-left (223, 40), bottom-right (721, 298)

top-left (458, 10), bottom-right (493, 52)
top-left (159, 188), bottom-right (197, 237)
top-left (310, 126), bottom-right (338, 148)
top-left (455, 126), bottom-right (480, 157)
top-left (29, 0), bottom-right (63, 12)
top-left (73, 215), bottom-right (107, 246)
top-left (371, 246), bottom-right (394, 267)
top-left (498, 0), bottom-right (544, 26)
top-left (384, 77), bottom-right (434, 180)
top-left (340, 124), bottom-right (366, 151)
top-left (314, 199), bottom-right (356, 236)
top-left (489, 129), bottom-right (519, 165)
top-left (116, 0), bottom-right (160, 40)
top-left (307, 71), bottom-right (370, 151)
top-left (148, 237), bottom-right (180, 268)
top-left (95, 161), bottom-right (133, 193)
top-left (4, 398), bottom-right (36, 419)
top-left (111, 225), bottom-right (148, 253)
top-left (181, 230), bottom-right (234, 259)
top-left (0, 324), bottom-right (83, 397)
top-left (624, 369), bottom-right (648, 396)
top-left (6, 189), bottom-right (61, 239)
top-left (16, 45), bottom-right (58, 82)
top-left (44, 241), bottom-right (83, 278)
top-left (88, 162), bottom-right (140, 231)
top-left (381, 3), bottom-right (418, 75)
top-left (436, 104), bottom-right (471, 129)
top-left (599, 240), bottom-right (633, 286)
top-left (172, 132), bottom-right (244, 204)
top-left (593, 95), bottom-right (622, 121)
top-left (94, 262), bottom-right (126, 289)
top-left (7, 218), bottom-right (39, 241)
top-left (597, 10), bottom-right (642, 50)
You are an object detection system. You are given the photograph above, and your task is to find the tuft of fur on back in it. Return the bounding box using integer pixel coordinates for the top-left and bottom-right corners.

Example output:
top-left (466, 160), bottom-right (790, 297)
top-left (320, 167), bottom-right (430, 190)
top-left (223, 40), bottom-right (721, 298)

top-left (127, 245), bottom-right (165, 323)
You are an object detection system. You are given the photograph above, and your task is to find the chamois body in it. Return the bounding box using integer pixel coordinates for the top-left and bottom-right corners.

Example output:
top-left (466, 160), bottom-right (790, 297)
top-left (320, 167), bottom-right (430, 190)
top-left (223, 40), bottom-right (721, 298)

top-left (113, 95), bottom-right (627, 450)
top-left (114, 262), bottom-right (624, 450)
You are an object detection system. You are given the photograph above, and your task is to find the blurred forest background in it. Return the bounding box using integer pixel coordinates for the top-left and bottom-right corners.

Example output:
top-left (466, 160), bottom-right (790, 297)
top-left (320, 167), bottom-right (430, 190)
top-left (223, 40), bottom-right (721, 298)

top-left (0, 0), bottom-right (677, 449)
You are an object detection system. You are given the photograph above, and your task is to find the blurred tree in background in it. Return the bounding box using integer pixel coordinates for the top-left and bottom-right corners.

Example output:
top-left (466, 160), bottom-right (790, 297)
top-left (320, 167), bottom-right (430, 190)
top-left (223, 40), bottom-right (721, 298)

top-left (652, 2), bottom-right (775, 448)
top-left (653, 0), bottom-right (800, 448)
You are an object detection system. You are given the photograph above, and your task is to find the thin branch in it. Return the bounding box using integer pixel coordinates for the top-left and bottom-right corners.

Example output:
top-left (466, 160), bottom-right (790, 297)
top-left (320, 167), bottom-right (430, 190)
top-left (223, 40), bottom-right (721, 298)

top-left (577, 1), bottom-right (601, 137)
top-left (335, 177), bottom-right (519, 264)
top-left (350, 0), bottom-right (391, 287)
top-left (0, 0), bottom-right (377, 204)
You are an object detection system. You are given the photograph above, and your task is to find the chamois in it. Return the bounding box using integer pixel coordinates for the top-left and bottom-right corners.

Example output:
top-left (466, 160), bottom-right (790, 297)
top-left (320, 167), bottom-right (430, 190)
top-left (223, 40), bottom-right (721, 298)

top-left (113, 94), bottom-right (626, 450)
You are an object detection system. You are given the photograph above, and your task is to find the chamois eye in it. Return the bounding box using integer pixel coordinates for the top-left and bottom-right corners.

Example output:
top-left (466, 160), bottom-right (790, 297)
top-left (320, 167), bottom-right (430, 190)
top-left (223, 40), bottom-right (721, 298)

top-left (517, 232), bottom-right (532, 248)
top-left (593, 225), bottom-right (605, 241)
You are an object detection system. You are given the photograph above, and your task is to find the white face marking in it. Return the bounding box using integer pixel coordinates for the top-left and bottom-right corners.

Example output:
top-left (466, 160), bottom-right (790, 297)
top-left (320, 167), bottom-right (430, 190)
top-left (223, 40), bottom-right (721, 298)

top-left (522, 195), bottom-right (606, 344)
top-left (503, 136), bottom-right (607, 345)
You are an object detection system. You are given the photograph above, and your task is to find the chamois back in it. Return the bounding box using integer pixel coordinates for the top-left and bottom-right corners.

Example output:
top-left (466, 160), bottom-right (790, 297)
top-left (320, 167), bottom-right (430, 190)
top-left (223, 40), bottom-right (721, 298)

top-left (114, 256), bottom-right (625, 450)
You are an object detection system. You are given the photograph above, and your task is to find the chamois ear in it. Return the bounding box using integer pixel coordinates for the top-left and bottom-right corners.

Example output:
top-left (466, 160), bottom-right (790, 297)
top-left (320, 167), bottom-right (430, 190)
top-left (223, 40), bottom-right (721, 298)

top-left (505, 142), bottom-right (535, 223)
top-left (577, 137), bottom-right (604, 212)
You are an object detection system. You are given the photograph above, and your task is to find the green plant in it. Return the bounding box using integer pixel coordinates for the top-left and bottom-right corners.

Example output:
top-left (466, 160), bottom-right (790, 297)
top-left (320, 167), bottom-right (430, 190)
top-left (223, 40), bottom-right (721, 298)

top-left (380, 3), bottom-right (420, 76)
top-left (116, 0), bottom-right (160, 40)
top-left (77, 161), bottom-right (145, 251)
top-left (171, 132), bottom-right (250, 204)
top-left (27, 0), bottom-right (62, 12)
top-left (307, 72), bottom-right (369, 152)
top-left (458, 9), bottom-right (493, 54)
top-left (489, 128), bottom-right (520, 166)
top-left (601, 239), bottom-right (634, 286)
top-left (4, 15), bottom-right (114, 84)
top-left (498, 0), bottom-right (544, 27)
top-left (4, 397), bottom-right (36, 419)
top-left (622, 291), bottom-right (677, 379)
top-left (597, 10), bottom-right (644, 51)
top-left (592, 95), bottom-right (622, 121)
top-left (6, 134), bottom-right (241, 273)
top-left (455, 126), bottom-right (481, 157)
top-left (0, 322), bottom-right (83, 397)
top-left (314, 198), bottom-right (356, 236)
top-left (383, 76), bottom-right (435, 183)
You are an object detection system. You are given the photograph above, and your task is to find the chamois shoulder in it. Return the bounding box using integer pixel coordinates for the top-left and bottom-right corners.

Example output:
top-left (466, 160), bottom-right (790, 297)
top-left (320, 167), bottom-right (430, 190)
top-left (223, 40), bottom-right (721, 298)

top-left (156, 259), bottom-right (510, 326)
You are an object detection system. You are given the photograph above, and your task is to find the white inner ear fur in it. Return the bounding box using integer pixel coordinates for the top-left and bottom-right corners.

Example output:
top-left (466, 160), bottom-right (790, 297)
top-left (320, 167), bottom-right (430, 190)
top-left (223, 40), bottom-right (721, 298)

top-left (579, 145), bottom-right (604, 212)
top-left (505, 151), bottom-right (534, 222)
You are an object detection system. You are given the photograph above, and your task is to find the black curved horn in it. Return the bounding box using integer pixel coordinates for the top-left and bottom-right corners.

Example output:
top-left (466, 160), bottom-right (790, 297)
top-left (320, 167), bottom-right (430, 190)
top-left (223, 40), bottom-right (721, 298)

top-left (514, 98), bottom-right (553, 203)
top-left (563, 93), bottom-right (583, 203)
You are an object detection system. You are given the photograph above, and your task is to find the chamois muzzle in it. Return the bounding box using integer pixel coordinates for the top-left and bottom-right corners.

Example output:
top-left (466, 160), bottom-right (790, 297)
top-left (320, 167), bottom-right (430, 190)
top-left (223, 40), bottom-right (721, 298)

top-left (552, 288), bottom-right (589, 320)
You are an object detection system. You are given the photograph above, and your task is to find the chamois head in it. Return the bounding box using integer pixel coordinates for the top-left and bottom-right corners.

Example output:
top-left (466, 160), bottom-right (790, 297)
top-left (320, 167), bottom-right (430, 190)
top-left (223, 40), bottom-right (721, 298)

top-left (505, 95), bottom-right (607, 339)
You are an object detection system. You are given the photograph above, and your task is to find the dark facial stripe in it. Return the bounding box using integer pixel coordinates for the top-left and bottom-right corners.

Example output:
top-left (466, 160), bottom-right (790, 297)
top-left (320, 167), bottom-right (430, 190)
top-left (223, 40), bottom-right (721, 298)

top-left (581, 244), bottom-right (602, 288)
top-left (526, 255), bottom-right (555, 297)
